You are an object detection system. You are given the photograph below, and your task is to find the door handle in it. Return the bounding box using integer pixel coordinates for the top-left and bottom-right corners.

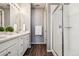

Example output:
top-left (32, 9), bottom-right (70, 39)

top-left (64, 27), bottom-right (72, 29)
top-left (21, 44), bottom-right (23, 46)
top-left (8, 51), bottom-right (11, 54)
top-left (59, 25), bottom-right (62, 28)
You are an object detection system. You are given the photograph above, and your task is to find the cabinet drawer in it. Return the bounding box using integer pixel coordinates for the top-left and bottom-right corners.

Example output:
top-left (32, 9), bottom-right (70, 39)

top-left (7, 44), bottom-right (18, 56)
top-left (0, 50), bottom-right (7, 56)
top-left (0, 38), bottom-right (18, 53)
top-left (0, 43), bottom-right (18, 56)
top-left (25, 34), bottom-right (30, 40)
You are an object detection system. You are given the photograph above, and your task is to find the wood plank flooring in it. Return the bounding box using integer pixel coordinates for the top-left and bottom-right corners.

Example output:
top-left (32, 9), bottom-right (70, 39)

top-left (23, 44), bottom-right (54, 56)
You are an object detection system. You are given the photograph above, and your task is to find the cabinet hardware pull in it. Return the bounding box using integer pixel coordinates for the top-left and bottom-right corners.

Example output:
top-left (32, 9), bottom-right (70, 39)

top-left (8, 51), bottom-right (11, 54)
top-left (21, 44), bottom-right (23, 46)
top-left (5, 53), bottom-right (8, 56)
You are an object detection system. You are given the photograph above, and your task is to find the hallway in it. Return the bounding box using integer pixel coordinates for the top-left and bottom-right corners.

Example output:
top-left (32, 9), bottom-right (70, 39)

top-left (24, 44), bottom-right (53, 56)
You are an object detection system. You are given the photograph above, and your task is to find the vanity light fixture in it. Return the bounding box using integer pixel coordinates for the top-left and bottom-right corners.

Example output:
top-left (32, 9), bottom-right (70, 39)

top-left (9, 3), bottom-right (20, 10)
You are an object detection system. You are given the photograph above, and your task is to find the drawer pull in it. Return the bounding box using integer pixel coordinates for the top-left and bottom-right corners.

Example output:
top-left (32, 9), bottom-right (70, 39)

top-left (21, 44), bottom-right (23, 46)
top-left (5, 53), bottom-right (8, 56)
top-left (8, 51), bottom-right (11, 54)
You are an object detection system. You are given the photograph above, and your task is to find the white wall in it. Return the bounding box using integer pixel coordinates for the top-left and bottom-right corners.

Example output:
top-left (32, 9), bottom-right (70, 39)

top-left (63, 5), bottom-right (70, 56)
top-left (68, 3), bottom-right (79, 56)
top-left (44, 8), bottom-right (47, 44)
top-left (62, 3), bottom-right (79, 56)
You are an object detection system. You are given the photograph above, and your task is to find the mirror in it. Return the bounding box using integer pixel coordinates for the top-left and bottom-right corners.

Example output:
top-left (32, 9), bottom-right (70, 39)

top-left (0, 3), bottom-right (22, 32)
top-left (0, 3), bottom-right (30, 33)
top-left (0, 3), bottom-right (10, 27)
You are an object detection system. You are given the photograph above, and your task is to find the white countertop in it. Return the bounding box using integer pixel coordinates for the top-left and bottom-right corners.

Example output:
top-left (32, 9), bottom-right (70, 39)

top-left (0, 31), bottom-right (30, 44)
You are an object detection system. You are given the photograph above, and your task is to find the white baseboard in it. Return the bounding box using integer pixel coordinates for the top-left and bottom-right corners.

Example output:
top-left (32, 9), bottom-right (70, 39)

top-left (31, 42), bottom-right (46, 44)
top-left (47, 50), bottom-right (52, 52)
top-left (47, 49), bottom-right (57, 56)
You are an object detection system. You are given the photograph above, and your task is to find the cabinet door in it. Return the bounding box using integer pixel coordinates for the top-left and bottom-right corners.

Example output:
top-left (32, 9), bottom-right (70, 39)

top-left (18, 38), bottom-right (24, 56)
top-left (7, 44), bottom-right (18, 56)
top-left (27, 34), bottom-right (30, 48)
top-left (23, 35), bottom-right (28, 52)
top-left (27, 36), bottom-right (29, 48)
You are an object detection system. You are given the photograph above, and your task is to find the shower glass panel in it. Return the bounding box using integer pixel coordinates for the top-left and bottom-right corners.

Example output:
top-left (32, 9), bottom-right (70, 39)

top-left (52, 5), bottom-right (63, 56)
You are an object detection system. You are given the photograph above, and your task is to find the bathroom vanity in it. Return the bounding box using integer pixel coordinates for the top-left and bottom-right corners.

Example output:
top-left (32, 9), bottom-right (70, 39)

top-left (0, 31), bottom-right (31, 56)
top-left (0, 3), bottom-right (31, 56)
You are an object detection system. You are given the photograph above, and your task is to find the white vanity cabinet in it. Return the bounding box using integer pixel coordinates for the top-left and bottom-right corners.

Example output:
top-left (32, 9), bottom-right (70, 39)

top-left (18, 36), bottom-right (24, 56)
top-left (0, 50), bottom-right (7, 56)
top-left (23, 35), bottom-right (28, 53)
top-left (7, 44), bottom-right (18, 56)
top-left (23, 33), bottom-right (31, 55)
top-left (0, 43), bottom-right (18, 56)
top-left (0, 32), bottom-right (31, 56)
top-left (26, 34), bottom-right (31, 48)
top-left (1, 44), bottom-right (18, 56)
top-left (15, 33), bottom-right (31, 56)
top-left (0, 38), bottom-right (18, 56)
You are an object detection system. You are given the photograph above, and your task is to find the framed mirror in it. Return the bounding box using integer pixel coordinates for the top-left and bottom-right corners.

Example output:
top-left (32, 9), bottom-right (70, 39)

top-left (0, 9), bottom-right (4, 27)
top-left (0, 3), bottom-right (10, 27)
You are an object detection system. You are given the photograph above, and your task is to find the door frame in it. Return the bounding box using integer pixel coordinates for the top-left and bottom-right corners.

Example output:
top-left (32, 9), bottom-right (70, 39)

top-left (31, 8), bottom-right (46, 44)
top-left (0, 9), bottom-right (4, 27)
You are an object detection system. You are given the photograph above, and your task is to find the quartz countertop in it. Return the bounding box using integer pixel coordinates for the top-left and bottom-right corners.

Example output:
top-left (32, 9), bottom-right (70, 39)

top-left (0, 31), bottom-right (30, 44)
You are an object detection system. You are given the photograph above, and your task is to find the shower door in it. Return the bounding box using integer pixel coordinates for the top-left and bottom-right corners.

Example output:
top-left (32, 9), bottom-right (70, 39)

top-left (52, 5), bottom-right (63, 56)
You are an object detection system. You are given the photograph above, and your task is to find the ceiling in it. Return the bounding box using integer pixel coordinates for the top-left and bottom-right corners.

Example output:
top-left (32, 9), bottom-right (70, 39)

top-left (0, 3), bottom-right (10, 9)
top-left (0, 3), bottom-right (46, 9)
top-left (31, 3), bottom-right (46, 9)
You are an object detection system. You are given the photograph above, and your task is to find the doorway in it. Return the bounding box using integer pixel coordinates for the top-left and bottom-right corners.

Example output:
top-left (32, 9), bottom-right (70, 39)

top-left (31, 4), bottom-right (46, 44)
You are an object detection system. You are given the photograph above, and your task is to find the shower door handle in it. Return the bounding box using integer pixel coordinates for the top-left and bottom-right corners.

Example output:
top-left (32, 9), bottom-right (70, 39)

top-left (59, 25), bottom-right (62, 28)
top-left (64, 27), bottom-right (72, 29)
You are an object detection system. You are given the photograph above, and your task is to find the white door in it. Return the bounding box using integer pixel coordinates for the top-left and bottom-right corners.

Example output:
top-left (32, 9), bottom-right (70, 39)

top-left (52, 6), bottom-right (63, 56)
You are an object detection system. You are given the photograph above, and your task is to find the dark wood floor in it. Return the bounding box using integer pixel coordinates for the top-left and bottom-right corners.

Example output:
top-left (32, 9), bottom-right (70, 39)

top-left (23, 44), bottom-right (54, 56)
